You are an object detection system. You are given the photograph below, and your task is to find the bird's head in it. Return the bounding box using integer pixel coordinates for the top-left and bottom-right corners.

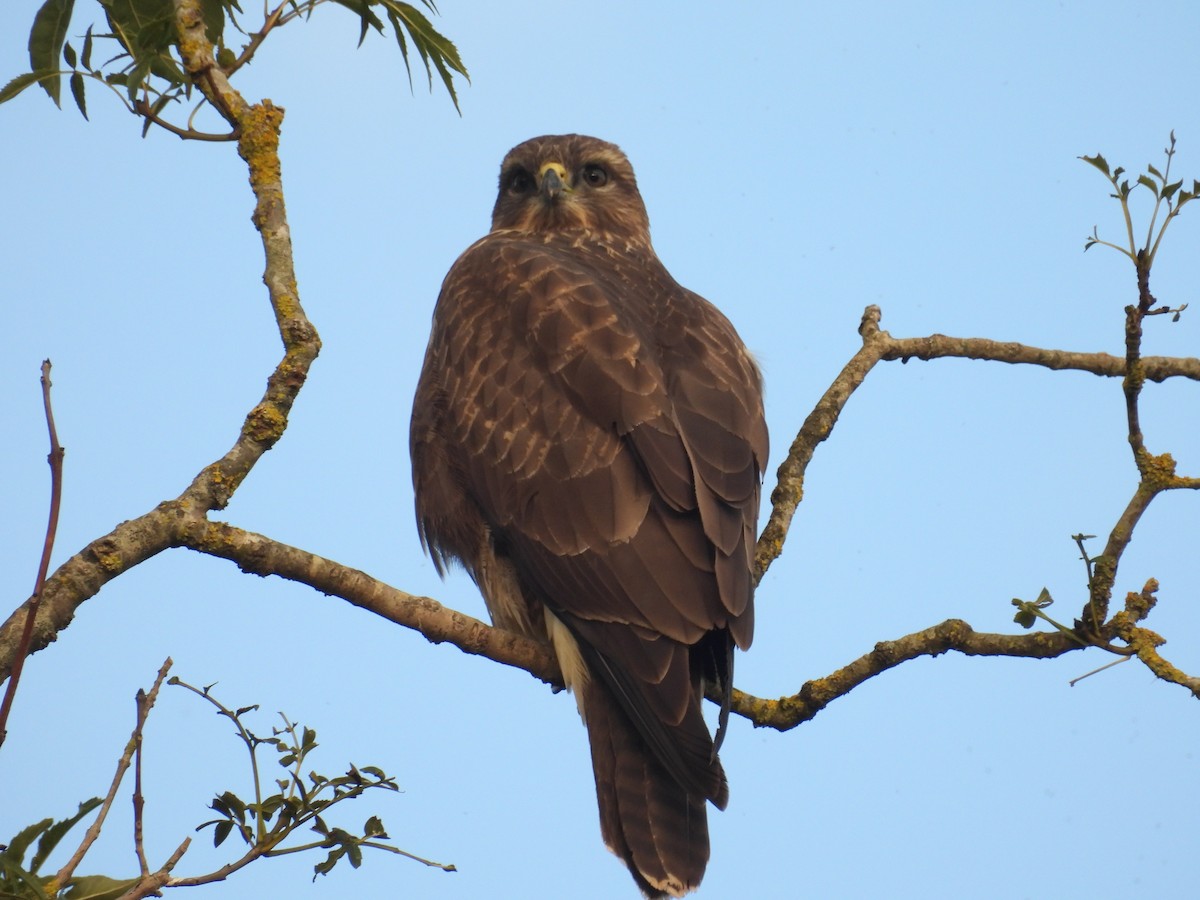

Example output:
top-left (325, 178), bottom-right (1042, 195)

top-left (490, 134), bottom-right (652, 245)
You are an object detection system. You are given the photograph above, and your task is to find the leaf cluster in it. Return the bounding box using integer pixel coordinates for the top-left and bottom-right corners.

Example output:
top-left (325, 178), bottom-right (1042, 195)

top-left (177, 680), bottom-right (410, 881)
top-left (1082, 131), bottom-right (1200, 267)
top-left (2, 0), bottom-right (469, 134)
top-left (2, 673), bottom-right (434, 898)
top-left (0, 799), bottom-right (137, 900)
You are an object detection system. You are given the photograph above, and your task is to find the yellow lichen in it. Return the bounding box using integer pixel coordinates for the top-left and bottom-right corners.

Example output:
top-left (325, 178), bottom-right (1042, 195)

top-left (1137, 449), bottom-right (1178, 488)
top-left (245, 403), bottom-right (287, 443)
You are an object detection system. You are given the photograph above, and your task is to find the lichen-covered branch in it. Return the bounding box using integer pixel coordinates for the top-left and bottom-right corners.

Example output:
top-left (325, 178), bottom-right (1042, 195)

top-left (1108, 580), bottom-right (1200, 697)
top-left (880, 333), bottom-right (1199, 382)
top-left (754, 306), bottom-right (890, 583)
top-left (753, 305), bottom-right (1198, 585)
top-left (727, 620), bottom-right (1080, 731)
top-left (0, 3), bottom-right (318, 683)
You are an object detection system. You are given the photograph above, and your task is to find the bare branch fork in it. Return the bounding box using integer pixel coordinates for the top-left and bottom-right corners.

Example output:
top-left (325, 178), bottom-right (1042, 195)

top-left (2, 1), bottom-right (1197, 733)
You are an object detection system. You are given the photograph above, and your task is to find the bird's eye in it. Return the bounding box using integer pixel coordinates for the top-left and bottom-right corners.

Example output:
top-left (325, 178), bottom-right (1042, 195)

top-left (581, 163), bottom-right (608, 187)
top-left (505, 168), bottom-right (534, 194)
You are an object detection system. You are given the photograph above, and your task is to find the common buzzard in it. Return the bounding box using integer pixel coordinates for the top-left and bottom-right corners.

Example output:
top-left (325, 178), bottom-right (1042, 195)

top-left (410, 134), bottom-right (768, 897)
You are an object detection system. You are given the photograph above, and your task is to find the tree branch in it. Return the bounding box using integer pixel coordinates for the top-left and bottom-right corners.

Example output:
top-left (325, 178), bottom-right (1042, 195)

top-left (0, 1), bottom-right (319, 684)
top-left (754, 306), bottom-right (890, 582)
top-left (879, 332), bottom-right (1198, 382)
top-left (1108, 579), bottom-right (1200, 698)
top-left (178, 520), bottom-right (559, 685)
top-left (118, 838), bottom-right (192, 900)
top-left (728, 620), bottom-right (1080, 731)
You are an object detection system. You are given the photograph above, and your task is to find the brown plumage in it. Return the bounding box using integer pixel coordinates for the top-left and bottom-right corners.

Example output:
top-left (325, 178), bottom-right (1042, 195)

top-left (410, 134), bottom-right (768, 897)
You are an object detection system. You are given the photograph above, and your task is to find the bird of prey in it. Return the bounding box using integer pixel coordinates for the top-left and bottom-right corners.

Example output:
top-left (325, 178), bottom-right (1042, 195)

top-left (410, 134), bottom-right (768, 897)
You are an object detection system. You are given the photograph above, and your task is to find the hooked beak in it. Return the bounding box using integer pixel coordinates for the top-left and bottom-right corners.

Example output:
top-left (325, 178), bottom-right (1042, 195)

top-left (538, 161), bottom-right (570, 200)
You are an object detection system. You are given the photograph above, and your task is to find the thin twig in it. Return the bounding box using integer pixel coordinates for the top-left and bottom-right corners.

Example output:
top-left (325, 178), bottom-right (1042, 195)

top-left (134, 96), bottom-right (238, 142)
top-left (168, 677), bottom-right (267, 827)
top-left (133, 689), bottom-right (150, 876)
top-left (1072, 533), bottom-right (1096, 588)
top-left (226, 0), bottom-right (290, 75)
top-left (50, 658), bottom-right (174, 893)
top-left (1069, 655), bottom-right (1132, 686)
top-left (0, 360), bottom-right (64, 748)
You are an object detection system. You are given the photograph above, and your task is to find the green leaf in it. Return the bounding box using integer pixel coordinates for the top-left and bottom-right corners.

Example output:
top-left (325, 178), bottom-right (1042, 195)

top-left (140, 90), bottom-right (172, 137)
top-left (69, 71), bottom-right (88, 119)
top-left (102, 0), bottom-right (183, 96)
top-left (385, 7), bottom-right (414, 92)
top-left (1008, 602), bottom-right (1036, 628)
top-left (200, 0), bottom-right (226, 47)
top-left (331, 0), bottom-right (387, 46)
top-left (149, 54), bottom-right (186, 86)
top-left (0, 855), bottom-right (50, 896)
top-left (384, 0), bottom-right (469, 112)
top-left (313, 845), bottom-right (345, 878)
top-left (125, 54), bottom-right (153, 101)
top-left (213, 819), bottom-right (233, 848)
top-left (29, 0), bottom-right (75, 106)
top-left (1080, 153), bottom-right (1110, 177)
top-left (3, 818), bottom-right (53, 867)
top-left (82, 25), bottom-right (94, 69)
top-left (63, 40), bottom-right (77, 68)
top-left (1162, 179), bottom-right (1182, 201)
top-left (1147, 163), bottom-right (1164, 181)
top-left (62, 874), bottom-right (141, 900)
top-left (223, 791), bottom-right (248, 822)
top-left (0, 72), bottom-right (45, 106)
top-left (1136, 174), bottom-right (1159, 196)
top-left (363, 815), bottom-right (387, 838)
top-left (30, 798), bottom-right (102, 873)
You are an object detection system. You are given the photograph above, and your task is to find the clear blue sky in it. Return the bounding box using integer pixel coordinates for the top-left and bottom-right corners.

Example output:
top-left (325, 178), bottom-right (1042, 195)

top-left (3, 1), bottom-right (1198, 897)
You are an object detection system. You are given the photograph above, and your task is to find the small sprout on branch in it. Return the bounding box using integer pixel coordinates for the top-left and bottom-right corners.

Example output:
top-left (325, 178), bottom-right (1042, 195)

top-left (1011, 586), bottom-right (1054, 630)
top-left (1071, 533), bottom-right (1096, 586)
top-left (1081, 131), bottom-right (1197, 269)
top-left (1011, 588), bottom-right (1087, 647)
